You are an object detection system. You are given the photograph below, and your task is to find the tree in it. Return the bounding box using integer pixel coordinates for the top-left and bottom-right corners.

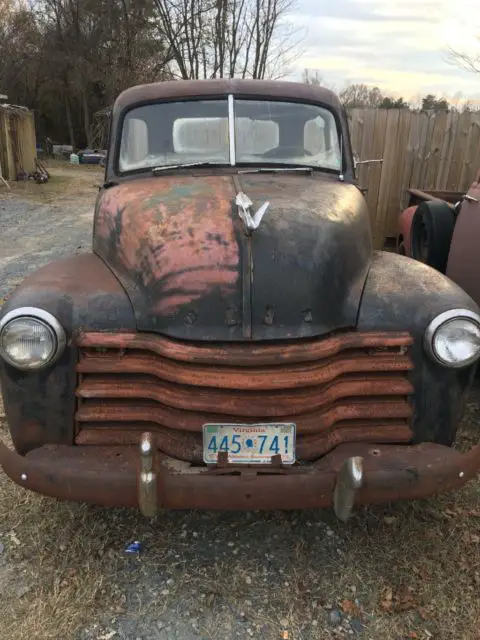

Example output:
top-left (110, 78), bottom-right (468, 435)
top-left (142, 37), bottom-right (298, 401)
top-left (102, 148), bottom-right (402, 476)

top-left (152, 0), bottom-right (303, 80)
top-left (0, 2), bottom-right (43, 108)
top-left (36, 0), bottom-right (171, 146)
top-left (378, 96), bottom-right (408, 109)
top-left (339, 83), bottom-right (385, 109)
top-left (0, 0), bottom-right (172, 147)
top-left (421, 94), bottom-right (449, 112)
top-left (301, 77), bottom-right (407, 109)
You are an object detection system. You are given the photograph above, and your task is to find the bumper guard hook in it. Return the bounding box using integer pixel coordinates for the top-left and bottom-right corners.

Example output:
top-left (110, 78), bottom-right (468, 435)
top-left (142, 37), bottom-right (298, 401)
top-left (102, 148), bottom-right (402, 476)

top-left (334, 456), bottom-right (364, 522)
top-left (139, 432), bottom-right (157, 517)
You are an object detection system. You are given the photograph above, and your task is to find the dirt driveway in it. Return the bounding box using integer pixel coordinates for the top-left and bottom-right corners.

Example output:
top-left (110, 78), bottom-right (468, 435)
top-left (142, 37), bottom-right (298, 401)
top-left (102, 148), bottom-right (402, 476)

top-left (0, 163), bottom-right (98, 304)
top-left (0, 164), bottom-right (479, 640)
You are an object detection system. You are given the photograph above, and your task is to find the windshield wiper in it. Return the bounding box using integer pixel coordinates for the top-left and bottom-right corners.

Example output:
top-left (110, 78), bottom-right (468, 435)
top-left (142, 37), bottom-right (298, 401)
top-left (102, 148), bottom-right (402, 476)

top-left (152, 162), bottom-right (324, 175)
top-left (152, 161), bottom-right (218, 174)
top-left (238, 167), bottom-right (314, 175)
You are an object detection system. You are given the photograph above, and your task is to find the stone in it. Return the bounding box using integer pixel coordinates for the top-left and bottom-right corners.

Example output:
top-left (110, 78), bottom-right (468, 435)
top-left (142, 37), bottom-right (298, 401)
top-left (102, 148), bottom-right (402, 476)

top-left (350, 619), bottom-right (364, 634)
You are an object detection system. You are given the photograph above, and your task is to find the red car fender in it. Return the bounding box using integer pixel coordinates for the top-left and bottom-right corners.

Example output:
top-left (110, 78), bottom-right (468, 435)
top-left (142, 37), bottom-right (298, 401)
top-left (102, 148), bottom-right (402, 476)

top-left (397, 205), bottom-right (417, 256)
top-left (446, 179), bottom-right (480, 306)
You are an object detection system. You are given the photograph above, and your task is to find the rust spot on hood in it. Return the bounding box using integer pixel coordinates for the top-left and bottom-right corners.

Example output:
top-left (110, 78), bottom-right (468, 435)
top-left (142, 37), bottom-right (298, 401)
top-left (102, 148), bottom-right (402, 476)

top-left (94, 175), bottom-right (240, 318)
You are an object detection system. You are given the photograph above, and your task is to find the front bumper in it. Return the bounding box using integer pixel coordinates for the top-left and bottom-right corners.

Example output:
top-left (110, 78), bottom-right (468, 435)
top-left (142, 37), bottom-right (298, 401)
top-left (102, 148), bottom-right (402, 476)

top-left (1, 438), bottom-right (479, 516)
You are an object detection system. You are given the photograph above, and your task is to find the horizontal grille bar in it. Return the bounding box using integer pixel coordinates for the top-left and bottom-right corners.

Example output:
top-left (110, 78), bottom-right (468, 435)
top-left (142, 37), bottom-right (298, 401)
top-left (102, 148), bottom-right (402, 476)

top-left (77, 331), bottom-right (413, 366)
top-left (76, 397), bottom-right (412, 434)
top-left (77, 374), bottom-right (413, 418)
top-left (77, 352), bottom-right (412, 391)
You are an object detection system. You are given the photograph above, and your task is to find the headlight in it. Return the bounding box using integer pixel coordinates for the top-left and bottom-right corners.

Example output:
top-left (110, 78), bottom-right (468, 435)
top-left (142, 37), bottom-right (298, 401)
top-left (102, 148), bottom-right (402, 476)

top-left (424, 309), bottom-right (480, 368)
top-left (0, 307), bottom-right (66, 371)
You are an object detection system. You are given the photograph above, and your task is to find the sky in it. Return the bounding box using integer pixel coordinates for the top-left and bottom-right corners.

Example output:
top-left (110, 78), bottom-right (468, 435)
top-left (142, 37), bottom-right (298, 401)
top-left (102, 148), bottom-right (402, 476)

top-left (288, 0), bottom-right (480, 104)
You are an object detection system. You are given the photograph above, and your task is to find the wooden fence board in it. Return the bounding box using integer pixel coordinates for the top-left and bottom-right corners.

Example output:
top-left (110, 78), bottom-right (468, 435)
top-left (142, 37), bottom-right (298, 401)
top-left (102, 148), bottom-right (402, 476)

top-left (424, 110), bottom-right (448, 190)
top-left (418, 113), bottom-right (437, 188)
top-left (410, 113), bottom-right (429, 189)
top-left (385, 108), bottom-right (412, 237)
top-left (436, 111), bottom-right (457, 190)
top-left (446, 112), bottom-right (471, 190)
top-left (364, 109), bottom-right (387, 246)
top-left (358, 109), bottom-right (376, 228)
top-left (374, 110), bottom-right (400, 247)
top-left (398, 111), bottom-right (419, 210)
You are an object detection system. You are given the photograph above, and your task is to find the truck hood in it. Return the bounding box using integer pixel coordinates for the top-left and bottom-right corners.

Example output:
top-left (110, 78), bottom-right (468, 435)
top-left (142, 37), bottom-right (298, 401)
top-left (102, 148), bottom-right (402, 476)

top-left (94, 173), bottom-right (371, 340)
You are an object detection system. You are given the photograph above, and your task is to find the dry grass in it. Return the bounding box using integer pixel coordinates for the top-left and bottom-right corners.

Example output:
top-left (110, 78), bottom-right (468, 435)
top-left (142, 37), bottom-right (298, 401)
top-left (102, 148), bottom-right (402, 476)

top-left (3, 159), bottom-right (103, 204)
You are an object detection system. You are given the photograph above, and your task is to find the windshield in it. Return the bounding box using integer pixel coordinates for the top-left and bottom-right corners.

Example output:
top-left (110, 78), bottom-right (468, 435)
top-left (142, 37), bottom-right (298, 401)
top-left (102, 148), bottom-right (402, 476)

top-left (119, 98), bottom-right (342, 173)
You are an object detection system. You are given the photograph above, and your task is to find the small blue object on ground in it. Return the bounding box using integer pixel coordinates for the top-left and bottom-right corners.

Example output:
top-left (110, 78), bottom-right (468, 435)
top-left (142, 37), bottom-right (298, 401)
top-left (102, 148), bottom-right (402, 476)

top-left (125, 541), bottom-right (142, 554)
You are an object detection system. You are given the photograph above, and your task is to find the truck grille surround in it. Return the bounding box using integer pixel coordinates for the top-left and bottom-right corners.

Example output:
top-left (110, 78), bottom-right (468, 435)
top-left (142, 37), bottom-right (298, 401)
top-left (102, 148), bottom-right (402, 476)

top-left (75, 331), bottom-right (414, 463)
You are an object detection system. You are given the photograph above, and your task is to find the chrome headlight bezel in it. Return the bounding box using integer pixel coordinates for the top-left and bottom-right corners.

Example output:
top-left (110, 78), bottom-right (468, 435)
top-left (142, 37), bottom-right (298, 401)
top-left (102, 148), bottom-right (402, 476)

top-left (424, 308), bottom-right (480, 369)
top-left (0, 307), bottom-right (66, 371)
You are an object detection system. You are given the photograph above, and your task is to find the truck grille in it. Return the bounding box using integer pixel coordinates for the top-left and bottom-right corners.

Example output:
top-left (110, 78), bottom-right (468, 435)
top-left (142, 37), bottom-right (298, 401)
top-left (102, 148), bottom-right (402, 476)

top-left (75, 331), bottom-right (414, 462)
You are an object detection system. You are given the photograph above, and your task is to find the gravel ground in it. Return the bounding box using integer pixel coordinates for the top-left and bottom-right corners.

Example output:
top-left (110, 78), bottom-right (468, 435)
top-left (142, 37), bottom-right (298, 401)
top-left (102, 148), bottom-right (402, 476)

top-left (0, 193), bottom-right (93, 303)
top-left (1, 168), bottom-right (479, 640)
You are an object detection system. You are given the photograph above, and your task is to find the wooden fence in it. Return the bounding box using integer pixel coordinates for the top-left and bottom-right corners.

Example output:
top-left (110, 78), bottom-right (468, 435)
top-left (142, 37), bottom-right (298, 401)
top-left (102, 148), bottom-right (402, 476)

top-left (0, 105), bottom-right (36, 183)
top-left (348, 109), bottom-right (480, 248)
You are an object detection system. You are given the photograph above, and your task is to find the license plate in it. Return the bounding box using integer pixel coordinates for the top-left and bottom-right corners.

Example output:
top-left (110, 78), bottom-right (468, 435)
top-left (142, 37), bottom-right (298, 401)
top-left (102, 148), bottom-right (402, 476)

top-left (202, 423), bottom-right (296, 464)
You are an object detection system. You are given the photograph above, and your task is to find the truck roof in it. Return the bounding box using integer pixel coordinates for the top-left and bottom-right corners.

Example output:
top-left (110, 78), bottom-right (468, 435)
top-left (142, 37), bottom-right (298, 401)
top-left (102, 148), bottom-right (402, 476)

top-left (114, 79), bottom-right (343, 113)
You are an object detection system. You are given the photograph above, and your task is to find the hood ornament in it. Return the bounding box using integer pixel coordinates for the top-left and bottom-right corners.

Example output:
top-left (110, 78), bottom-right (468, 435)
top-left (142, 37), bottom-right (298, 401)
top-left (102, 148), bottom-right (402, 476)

top-left (235, 192), bottom-right (270, 233)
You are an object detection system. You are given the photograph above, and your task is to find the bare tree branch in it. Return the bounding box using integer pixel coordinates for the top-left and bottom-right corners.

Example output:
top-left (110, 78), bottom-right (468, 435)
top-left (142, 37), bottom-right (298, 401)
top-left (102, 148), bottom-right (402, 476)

top-left (446, 44), bottom-right (480, 74)
top-left (151, 0), bottom-right (303, 80)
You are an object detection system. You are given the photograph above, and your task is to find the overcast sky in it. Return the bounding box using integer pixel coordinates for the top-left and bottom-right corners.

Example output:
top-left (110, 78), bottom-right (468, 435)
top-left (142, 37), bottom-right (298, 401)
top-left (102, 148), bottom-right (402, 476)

top-left (288, 0), bottom-right (480, 103)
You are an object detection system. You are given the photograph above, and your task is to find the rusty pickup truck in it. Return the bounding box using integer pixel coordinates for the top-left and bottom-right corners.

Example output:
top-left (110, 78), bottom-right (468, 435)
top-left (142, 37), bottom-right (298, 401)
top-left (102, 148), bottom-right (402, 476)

top-left (1, 80), bottom-right (480, 521)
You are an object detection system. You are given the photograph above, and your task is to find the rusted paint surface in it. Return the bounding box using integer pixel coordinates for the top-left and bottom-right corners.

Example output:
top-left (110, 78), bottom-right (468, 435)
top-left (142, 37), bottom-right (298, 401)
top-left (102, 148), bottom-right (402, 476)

top-left (1, 439), bottom-right (479, 510)
top-left (78, 330), bottom-right (413, 366)
top-left (94, 175), bottom-right (241, 317)
top-left (446, 180), bottom-right (480, 306)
